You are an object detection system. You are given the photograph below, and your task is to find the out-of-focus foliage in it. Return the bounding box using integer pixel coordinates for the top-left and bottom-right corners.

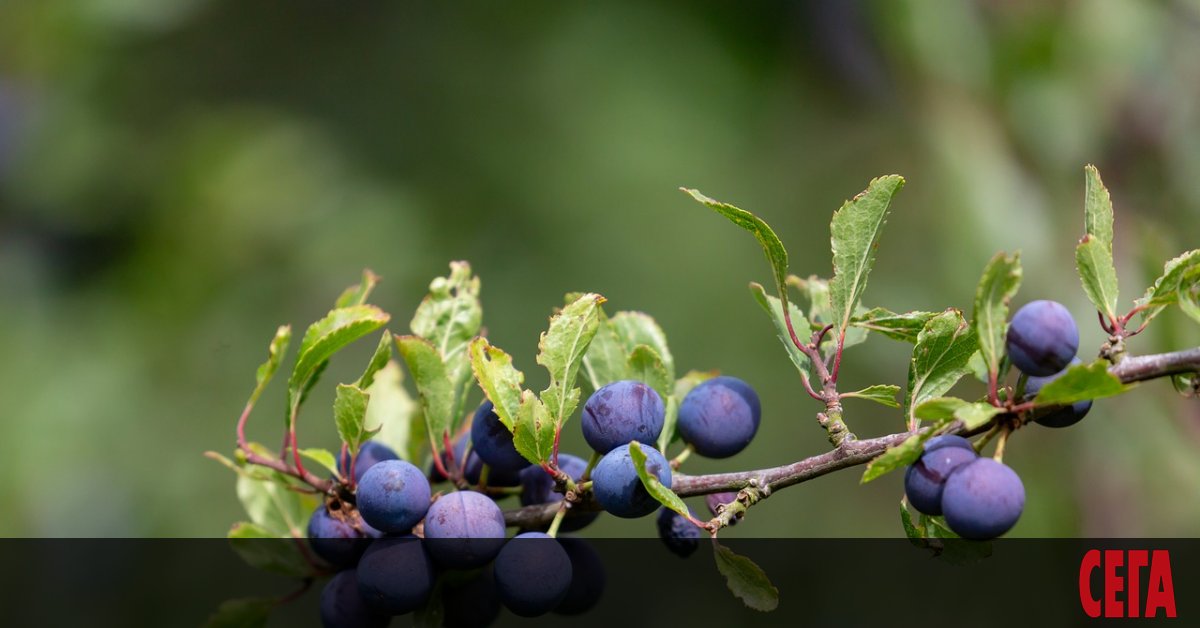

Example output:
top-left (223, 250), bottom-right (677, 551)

top-left (1, 0), bottom-right (1198, 536)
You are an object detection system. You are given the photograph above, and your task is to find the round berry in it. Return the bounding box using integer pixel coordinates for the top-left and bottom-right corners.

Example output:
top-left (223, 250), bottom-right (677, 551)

top-left (338, 441), bottom-right (400, 484)
top-left (423, 490), bottom-right (507, 569)
top-left (493, 532), bottom-right (572, 617)
top-left (656, 507), bottom-right (701, 557)
top-left (554, 537), bottom-right (606, 615)
top-left (581, 380), bottom-right (665, 454)
top-left (1025, 357), bottom-right (1092, 428)
top-left (676, 376), bottom-right (761, 458)
top-left (356, 537), bottom-right (435, 616)
top-left (356, 460), bottom-right (431, 534)
top-left (319, 569), bottom-right (388, 628)
top-left (1006, 300), bottom-right (1080, 376)
top-left (471, 401), bottom-right (533, 473)
top-left (519, 453), bottom-right (598, 532)
top-left (904, 439), bottom-right (978, 516)
top-left (307, 505), bottom-right (372, 568)
top-left (941, 458), bottom-right (1025, 540)
top-left (591, 443), bottom-right (671, 518)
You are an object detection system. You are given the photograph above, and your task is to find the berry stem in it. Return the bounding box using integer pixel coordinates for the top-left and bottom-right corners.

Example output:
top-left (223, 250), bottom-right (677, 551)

top-left (993, 428), bottom-right (1010, 462)
top-left (670, 445), bottom-right (694, 470)
top-left (546, 503), bottom-right (568, 538)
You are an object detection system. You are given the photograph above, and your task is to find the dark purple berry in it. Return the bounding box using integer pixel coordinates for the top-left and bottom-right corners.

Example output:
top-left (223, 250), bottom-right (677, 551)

top-left (1006, 300), bottom-right (1079, 376)
top-left (581, 380), bottom-right (665, 454)
top-left (941, 458), bottom-right (1025, 540)
top-left (677, 376), bottom-right (761, 458)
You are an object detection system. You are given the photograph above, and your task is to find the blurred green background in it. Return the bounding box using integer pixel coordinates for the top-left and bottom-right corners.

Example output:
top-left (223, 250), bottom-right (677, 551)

top-left (1, 0), bottom-right (1198, 537)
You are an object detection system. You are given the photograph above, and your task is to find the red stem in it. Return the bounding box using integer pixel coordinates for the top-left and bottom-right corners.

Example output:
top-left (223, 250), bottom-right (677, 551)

top-left (830, 329), bottom-right (846, 383)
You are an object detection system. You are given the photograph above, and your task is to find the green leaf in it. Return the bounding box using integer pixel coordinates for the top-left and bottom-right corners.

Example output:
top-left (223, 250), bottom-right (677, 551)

top-left (538, 293), bottom-right (605, 428)
top-left (227, 522), bottom-right (312, 577)
top-left (789, 275), bottom-right (832, 327)
top-left (410, 261), bottom-right (483, 409)
top-left (629, 441), bottom-right (691, 518)
top-left (972, 252), bottom-right (1022, 379)
top-left (334, 268), bottom-right (380, 308)
top-left (287, 305), bottom-right (390, 420)
top-left (363, 361), bottom-right (420, 461)
top-left (512, 391), bottom-right (554, 465)
top-left (851, 308), bottom-right (938, 343)
top-left (357, 330), bottom-right (393, 390)
top-left (395, 336), bottom-right (456, 448)
top-left (956, 402), bottom-right (1004, 430)
top-left (1078, 166), bottom-right (1119, 322)
top-left (749, 282), bottom-right (812, 377)
top-left (915, 397), bottom-right (1003, 430)
top-left (1076, 236), bottom-right (1120, 324)
top-left (298, 448), bottom-right (339, 477)
top-left (861, 433), bottom-right (928, 483)
top-left (1034, 360), bottom-right (1132, 405)
top-left (659, 370), bottom-right (718, 452)
top-left (1179, 270), bottom-right (1200, 325)
top-left (250, 325), bottom-right (291, 406)
top-left (912, 396), bottom-right (971, 421)
top-left (905, 309), bottom-right (978, 426)
top-left (829, 175), bottom-right (905, 339)
top-left (609, 311), bottom-right (675, 381)
top-left (579, 305), bottom-right (629, 390)
top-left (235, 469), bottom-right (316, 537)
top-left (841, 384), bottom-right (901, 408)
top-left (203, 597), bottom-right (275, 628)
top-left (900, 500), bottom-right (927, 544)
top-left (1137, 250), bottom-right (1200, 323)
top-left (468, 337), bottom-right (527, 433)
top-left (683, 188), bottom-right (791, 329)
top-left (333, 384), bottom-right (373, 454)
top-left (713, 543), bottom-right (779, 612)
top-left (628, 345), bottom-right (672, 402)
top-left (1084, 165), bottom-right (1115, 251)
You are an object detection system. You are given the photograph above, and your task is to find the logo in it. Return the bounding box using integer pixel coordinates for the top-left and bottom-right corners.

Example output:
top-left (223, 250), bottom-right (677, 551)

top-left (1079, 549), bottom-right (1176, 618)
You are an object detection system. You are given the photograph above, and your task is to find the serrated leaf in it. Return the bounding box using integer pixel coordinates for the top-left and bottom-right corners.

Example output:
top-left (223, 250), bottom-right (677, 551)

top-left (396, 336), bottom-right (456, 449)
top-left (660, 370), bottom-right (718, 451)
top-left (410, 261), bottom-right (482, 364)
top-left (357, 331), bottom-right (393, 390)
top-left (1079, 167), bottom-right (1119, 323)
top-left (1084, 165), bottom-right (1115, 251)
top-left (861, 432), bottom-right (928, 483)
top-left (333, 384), bottom-right (372, 454)
top-left (1034, 360), bottom-right (1132, 405)
top-left (363, 361), bottom-right (420, 460)
top-left (1179, 270), bottom-right (1200, 325)
top-left (629, 441), bottom-right (690, 517)
top-left (334, 268), bottom-right (380, 309)
top-left (842, 384), bottom-right (901, 408)
top-left (251, 326), bottom-right (291, 406)
top-left (829, 175), bottom-right (905, 340)
top-left (298, 448), bottom-right (339, 477)
top-left (1076, 236), bottom-right (1120, 323)
top-left (1136, 250), bottom-right (1200, 323)
top-left (227, 522), bottom-right (312, 577)
top-left (713, 543), bottom-right (779, 612)
top-left (900, 500), bottom-right (927, 544)
top-left (749, 282), bottom-right (812, 377)
top-left (468, 337), bottom-right (526, 432)
top-left (967, 350), bottom-right (989, 383)
top-left (914, 397), bottom-right (1001, 431)
top-left (512, 391), bottom-right (554, 465)
top-left (851, 308), bottom-right (938, 343)
top-left (609, 311), bottom-right (675, 381)
top-left (684, 188), bottom-right (791, 331)
top-left (287, 305), bottom-right (390, 420)
top-left (538, 293), bottom-right (605, 427)
top-left (580, 305), bottom-right (629, 390)
top-left (972, 252), bottom-right (1022, 378)
top-left (628, 345), bottom-right (672, 402)
top-left (203, 597), bottom-right (275, 628)
top-left (905, 309), bottom-right (978, 426)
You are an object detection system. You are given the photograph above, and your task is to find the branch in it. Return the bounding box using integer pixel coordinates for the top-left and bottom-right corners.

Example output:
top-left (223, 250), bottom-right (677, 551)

top-left (500, 345), bottom-right (1200, 528)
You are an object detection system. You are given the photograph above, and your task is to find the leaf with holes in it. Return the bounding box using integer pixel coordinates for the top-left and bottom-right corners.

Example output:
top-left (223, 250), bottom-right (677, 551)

top-left (829, 175), bottom-right (905, 339)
